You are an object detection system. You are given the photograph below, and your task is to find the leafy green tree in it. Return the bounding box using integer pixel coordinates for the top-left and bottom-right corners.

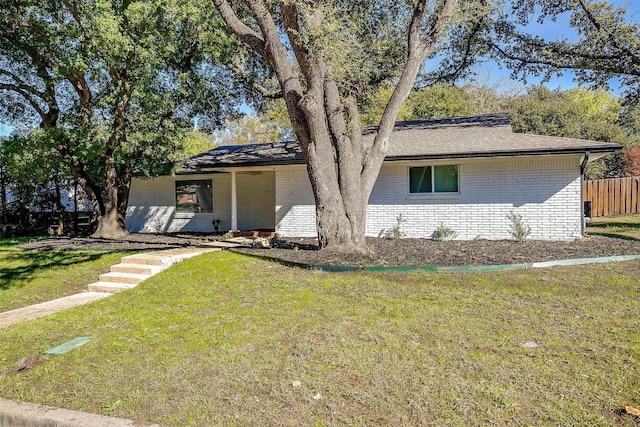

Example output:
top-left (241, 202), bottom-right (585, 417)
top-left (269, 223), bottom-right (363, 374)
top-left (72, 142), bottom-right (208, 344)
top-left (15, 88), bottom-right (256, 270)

top-left (0, 132), bottom-right (71, 234)
top-left (492, 0), bottom-right (640, 104)
top-left (360, 86), bottom-right (413, 125)
top-left (212, 111), bottom-right (291, 146)
top-left (361, 74), bottom-right (517, 125)
top-left (0, 0), bottom-right (235, 237)
top-left (508, 86), bottom-right (632, 178)
top-left (407, 84), bottom-right (475, 120)
top-left (177, 131), bottom-right (217, 159)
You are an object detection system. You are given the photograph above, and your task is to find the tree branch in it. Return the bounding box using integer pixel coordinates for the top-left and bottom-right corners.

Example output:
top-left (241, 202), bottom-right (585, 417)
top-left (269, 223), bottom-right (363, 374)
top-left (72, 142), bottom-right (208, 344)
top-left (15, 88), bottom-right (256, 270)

top-left (0, 68), bottom-right (47, 99)
top-left (0, 83), bottom-right (46, 118)
top-left (226, 60), bottom-right (282, 98)
top-left (576, 0), bottom-right (640, 69)
top-left (212, 0), bottom-right (267, 57)
top-left (363, 0), bottom-right (458, 192)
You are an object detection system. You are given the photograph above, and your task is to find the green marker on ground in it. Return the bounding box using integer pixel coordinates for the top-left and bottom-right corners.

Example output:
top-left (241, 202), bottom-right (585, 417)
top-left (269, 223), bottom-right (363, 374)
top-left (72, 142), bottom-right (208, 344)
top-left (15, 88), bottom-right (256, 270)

top-left (44, 336), bottom-right (93, 355)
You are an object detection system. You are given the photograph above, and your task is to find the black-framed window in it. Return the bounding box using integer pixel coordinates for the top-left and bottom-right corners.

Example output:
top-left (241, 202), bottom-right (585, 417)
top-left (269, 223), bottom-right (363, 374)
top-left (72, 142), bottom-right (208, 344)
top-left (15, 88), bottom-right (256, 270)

top-left (409, 165), bottom-right (458, 193)
top-left (175, 179), bottom-right (213, 213)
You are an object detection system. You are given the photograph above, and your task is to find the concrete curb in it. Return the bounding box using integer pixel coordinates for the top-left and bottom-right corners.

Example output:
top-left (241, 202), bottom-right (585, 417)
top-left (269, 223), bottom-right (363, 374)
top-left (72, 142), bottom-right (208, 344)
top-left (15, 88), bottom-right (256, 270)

top-left (0, 398), bottom-right (162, 427)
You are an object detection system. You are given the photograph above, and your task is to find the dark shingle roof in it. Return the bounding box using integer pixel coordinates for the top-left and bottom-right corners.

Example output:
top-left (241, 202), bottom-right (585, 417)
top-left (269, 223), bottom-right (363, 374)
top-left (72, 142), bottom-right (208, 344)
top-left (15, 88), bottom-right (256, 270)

top-left (181, 113), bottom-right (621, 171)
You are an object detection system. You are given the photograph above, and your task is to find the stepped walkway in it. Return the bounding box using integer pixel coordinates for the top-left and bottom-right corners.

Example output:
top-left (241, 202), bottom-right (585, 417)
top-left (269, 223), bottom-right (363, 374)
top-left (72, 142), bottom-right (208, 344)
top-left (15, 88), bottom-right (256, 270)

top-left (0, 244), bottom-right (236, 329)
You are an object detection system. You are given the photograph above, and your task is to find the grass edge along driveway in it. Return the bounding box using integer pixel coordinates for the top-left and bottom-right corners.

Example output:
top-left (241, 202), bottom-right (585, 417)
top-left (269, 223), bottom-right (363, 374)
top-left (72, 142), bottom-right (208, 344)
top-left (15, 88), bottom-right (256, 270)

top-left (0, 251), bottom-right (638, 426)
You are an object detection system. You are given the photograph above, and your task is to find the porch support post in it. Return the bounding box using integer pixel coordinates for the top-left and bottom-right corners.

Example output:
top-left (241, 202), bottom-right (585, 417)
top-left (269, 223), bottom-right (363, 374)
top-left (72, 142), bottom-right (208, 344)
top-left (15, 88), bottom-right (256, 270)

top-left (230, 170), bottom-right (238, 231)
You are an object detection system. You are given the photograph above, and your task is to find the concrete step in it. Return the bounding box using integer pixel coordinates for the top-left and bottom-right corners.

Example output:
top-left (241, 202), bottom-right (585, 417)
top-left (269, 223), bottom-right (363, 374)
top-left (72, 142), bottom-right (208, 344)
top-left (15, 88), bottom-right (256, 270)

top-left (120, 254), bottom-right (170, 266)
top-left (87, 282), bottom-right (137, 293)
top-left (110, 263), bottom-right (160, 275)
top-left (198, 241), bottom-right (240, 249)
top-left (156, 247), bottom-right (220, 262)
top-left (98, 271), bottom-right (150, 285)
top-left (225, 237), bottom-right (253, 244)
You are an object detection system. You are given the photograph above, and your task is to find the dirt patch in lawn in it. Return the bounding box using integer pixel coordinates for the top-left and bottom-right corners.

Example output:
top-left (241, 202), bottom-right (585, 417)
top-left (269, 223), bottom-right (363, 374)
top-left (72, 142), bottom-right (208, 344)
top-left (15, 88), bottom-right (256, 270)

top-left (20, 233), bottom-right (640, 267)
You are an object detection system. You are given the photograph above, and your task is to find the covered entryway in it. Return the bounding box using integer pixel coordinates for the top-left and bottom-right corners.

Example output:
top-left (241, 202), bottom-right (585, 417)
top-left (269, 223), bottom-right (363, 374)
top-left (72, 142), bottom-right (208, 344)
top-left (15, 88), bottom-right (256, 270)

top-left (228, 170), bottom-right (276, 232)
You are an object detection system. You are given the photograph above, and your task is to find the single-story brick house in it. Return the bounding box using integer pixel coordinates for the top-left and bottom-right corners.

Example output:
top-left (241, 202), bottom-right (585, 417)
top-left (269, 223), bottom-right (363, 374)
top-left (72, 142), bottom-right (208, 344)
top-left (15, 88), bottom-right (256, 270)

top-left (126, 113), bottom-right (620, 240)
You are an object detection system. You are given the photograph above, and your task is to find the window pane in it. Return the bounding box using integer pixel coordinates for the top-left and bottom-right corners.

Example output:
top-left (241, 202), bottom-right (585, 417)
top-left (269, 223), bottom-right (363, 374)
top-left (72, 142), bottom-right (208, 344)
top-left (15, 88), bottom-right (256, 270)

top-left (176, 179), bottom-right (213, 213)
top-left (434, 165), bottom-right (458, 192)
top-left (410, 167), bottom-right (432, 193)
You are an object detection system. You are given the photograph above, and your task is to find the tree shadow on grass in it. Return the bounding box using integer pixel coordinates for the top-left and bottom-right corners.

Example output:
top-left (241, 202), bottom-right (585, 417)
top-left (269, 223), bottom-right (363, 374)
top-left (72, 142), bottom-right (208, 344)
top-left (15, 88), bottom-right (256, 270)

top-left (0, 249), bottom-right (120, 291)
top-left (586, 231), bottom-right (640, 242)
top-left (588, 221), bottom-right (640, 229)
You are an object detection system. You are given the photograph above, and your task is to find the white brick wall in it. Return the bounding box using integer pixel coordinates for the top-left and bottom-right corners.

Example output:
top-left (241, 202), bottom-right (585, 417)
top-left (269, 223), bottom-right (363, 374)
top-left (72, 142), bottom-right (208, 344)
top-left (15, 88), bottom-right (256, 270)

top-left (126, 172), bottom-right (275, 233)
top-left (275, 169), bottom-right (317, 237)
top-left (128, 155), bottom-right (584, 240)
top-left (275, 156), bottom-right (584, 240)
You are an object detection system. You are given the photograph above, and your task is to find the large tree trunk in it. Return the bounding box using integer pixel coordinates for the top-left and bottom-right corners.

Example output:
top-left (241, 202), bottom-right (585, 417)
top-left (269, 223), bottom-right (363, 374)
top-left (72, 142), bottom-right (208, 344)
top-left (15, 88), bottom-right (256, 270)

top-left (213, 0), bottom-right (458, 251)
top-left (69, 162), bottom-right (130, 239)
top-left (91, 162), bottom-right (130, 239)
top-left (52, 173), bottom-right (65, 236)
top-left (92, 201), bottom-right (128, 239)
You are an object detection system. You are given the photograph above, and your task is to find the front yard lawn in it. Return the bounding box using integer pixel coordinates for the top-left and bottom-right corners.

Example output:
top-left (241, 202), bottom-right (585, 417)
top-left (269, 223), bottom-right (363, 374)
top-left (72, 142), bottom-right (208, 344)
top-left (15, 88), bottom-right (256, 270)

top-left (0, 251), bottom-right (638, 426)
top-left (0, 239), bottom-right (133, 312)
top-left (588, 214), bottom-right (640, 240)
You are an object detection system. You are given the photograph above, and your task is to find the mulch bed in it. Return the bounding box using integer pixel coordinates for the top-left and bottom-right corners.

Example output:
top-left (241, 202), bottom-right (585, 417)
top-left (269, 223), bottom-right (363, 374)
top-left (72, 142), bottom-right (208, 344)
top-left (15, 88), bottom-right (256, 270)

top-left (234, 235), bottom-right (640, 267)
top-left (19, 233), bottom-right (640, 267)
top-left (18, 234), bottom-right (201, 251)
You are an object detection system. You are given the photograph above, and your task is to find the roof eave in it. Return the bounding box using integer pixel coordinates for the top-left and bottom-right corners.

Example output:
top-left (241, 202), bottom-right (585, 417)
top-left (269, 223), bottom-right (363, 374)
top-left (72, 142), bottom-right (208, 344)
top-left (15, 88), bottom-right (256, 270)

top-left (384, 146), bottom-right (622, 162)
top-left (178, 144), bottom-right (622, 173)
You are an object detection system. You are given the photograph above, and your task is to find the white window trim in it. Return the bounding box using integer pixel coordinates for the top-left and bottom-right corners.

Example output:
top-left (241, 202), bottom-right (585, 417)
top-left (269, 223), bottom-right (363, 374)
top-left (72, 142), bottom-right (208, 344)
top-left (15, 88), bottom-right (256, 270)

top-left (407, 164), bottom-right (460, 197)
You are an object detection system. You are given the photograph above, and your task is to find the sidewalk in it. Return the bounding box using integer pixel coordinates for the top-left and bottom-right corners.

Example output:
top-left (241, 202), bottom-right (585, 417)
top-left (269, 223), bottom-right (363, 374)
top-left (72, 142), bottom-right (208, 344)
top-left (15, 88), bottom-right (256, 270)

top-left (0, 292), bottom-right (111, 329)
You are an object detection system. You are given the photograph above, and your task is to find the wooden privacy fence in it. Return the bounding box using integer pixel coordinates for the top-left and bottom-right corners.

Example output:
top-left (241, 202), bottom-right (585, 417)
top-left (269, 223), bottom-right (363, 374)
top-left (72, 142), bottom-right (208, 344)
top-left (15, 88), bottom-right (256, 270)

top-left (583, 176), bottom-right (640, 217)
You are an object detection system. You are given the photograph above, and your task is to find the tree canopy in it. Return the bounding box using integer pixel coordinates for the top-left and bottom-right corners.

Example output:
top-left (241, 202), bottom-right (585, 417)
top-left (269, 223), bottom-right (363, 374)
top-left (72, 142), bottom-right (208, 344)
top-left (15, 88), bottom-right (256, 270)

top-left (0, 0), bottom-right (237, 237)
top-left (492, 0), bottom-right (640, 105)
top-left (508, 86), bottom-right (635, 178)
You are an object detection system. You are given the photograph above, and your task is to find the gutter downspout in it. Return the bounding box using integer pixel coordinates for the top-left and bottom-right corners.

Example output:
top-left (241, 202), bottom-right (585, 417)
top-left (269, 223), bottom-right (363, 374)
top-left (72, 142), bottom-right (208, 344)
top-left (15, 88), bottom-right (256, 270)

top-left (580, 151), bottom-right (590, 237)
top-left (580, 151), bottom-right (590, 175)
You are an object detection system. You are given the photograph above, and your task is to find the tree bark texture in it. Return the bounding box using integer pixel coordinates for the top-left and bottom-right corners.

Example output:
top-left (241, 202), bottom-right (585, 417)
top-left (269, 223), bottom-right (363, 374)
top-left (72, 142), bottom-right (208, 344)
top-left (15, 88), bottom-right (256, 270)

top-left (213, 0), bottom-right (458, 250)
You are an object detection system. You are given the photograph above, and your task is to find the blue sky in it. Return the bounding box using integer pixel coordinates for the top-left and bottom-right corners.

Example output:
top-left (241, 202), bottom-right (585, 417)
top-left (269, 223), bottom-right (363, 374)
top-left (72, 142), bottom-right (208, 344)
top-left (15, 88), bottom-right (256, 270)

top-left (1, 0), bottom-right (638, 137)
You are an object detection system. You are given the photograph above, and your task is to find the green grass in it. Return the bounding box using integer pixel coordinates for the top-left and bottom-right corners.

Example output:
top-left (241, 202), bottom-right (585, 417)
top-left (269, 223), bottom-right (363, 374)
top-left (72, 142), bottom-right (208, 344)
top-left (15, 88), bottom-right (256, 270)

top-left (0, 251), bottom-right (638, 426)
top-left (588, 214), bottom-right (640, 240)
top-left (0, 241), bottom-right (134, 311)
